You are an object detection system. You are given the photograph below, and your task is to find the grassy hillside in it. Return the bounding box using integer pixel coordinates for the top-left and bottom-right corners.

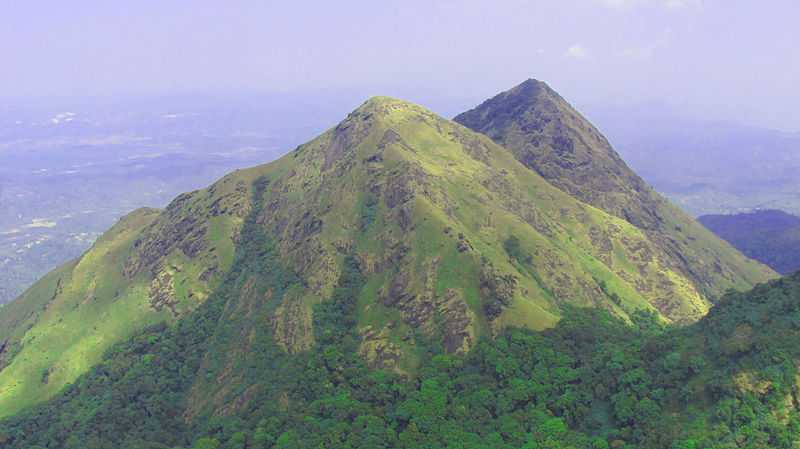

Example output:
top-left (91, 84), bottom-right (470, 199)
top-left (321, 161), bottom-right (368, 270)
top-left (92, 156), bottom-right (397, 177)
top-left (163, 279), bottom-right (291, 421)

top-left (2, 237), bottom-right (799, 448)
top-left (0, 93), bottom-right (777, 421)
top-left (699, 209), bottom-right (800, 274)
top-left (0, 208), bottom-right (162, 416)
top-left (0, 171), bottom-right (249, 416)
top-left (455, 79), bottom-right (776, 301)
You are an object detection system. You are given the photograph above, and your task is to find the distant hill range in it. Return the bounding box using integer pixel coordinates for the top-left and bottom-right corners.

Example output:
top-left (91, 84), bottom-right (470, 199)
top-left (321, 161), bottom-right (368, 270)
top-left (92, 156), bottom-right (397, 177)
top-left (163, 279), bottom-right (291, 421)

top-left (591, 103), bottom-right (800, 217)
top-left (700, 209), bottom-right (800, 274)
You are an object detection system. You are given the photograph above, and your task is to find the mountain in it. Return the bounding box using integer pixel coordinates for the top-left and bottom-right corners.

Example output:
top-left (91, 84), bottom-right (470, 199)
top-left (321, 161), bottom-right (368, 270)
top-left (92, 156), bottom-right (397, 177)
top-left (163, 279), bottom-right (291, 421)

top-left (699, 209), bottom-right (800, 274)
top-left (588, 102), bottom-right (800, 216)
top-left (0, 94), bottom-right (775, 420)
top-left (454, 79), bottom-right (774, 303)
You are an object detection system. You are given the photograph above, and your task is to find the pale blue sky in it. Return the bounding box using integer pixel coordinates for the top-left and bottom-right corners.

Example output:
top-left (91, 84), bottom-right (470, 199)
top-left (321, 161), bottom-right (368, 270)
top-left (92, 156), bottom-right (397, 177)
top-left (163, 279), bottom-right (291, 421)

top-left (1, 0), bottom-right (798, 130)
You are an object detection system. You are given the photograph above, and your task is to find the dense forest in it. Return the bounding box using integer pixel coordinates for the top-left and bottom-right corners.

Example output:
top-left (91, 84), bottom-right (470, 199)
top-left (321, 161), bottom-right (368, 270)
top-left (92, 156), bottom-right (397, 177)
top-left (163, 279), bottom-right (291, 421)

top-left (3, 271), bottom-right (800, 448)
top-left (1, 179), bottom-right (799, 449)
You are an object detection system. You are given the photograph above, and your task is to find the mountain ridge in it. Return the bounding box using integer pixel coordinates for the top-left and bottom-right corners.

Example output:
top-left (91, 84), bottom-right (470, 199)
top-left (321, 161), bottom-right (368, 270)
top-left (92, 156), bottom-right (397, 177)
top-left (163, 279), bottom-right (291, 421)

top-left (0, 87), bottom-right (775, 419)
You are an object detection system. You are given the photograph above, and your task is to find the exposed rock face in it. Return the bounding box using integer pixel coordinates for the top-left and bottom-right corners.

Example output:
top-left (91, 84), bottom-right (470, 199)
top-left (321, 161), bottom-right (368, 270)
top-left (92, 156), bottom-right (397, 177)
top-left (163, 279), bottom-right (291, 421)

top-left (0, 339), bottom-right (15, 373)
top-left (359, 326), bottom-right (403, 370)
top-left (124, 179), bottom-right (250, 280)
top-left (124, 194), bottom-right (208, 278)
top-left (436, 289), bottom-right (476, 354)
top-left (148, 269), bottom-right (177, 315)
top-left (271, 291), bottom-right (314, 354)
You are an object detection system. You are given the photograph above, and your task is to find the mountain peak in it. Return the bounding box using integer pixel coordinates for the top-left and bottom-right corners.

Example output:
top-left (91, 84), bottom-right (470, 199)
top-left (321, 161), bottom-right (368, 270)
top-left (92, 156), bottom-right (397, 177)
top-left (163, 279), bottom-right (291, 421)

top-left (349, 96), bottom-right (427, 121)
top-left (309, 96), bottom-right (446, 171)
top-left (511, 78), bottom-right (553, 94)
top-left (355, 95), bottom-right (403, 112)
top-left (455, 78), bottom-right (775, 299)
top-left (455, 79), bottom-right (657, 227)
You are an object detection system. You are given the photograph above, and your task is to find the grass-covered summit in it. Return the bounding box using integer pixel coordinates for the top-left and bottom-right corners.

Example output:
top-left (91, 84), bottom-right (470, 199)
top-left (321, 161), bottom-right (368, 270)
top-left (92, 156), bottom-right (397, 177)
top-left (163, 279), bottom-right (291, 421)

top-left (455, 79), bottom-right (775, 301)
top-left (0, 93), bottom-right (773, 417)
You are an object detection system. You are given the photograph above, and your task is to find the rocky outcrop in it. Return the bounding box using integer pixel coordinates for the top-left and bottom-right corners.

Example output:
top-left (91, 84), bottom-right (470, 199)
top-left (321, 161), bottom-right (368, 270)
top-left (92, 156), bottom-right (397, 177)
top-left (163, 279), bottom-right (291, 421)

top-left (270, 292), bottom-right (314, 354)
top-left (124, 194), bottom-right (208, 278)
top-left (148, 269), bottom-right (177, 315)
top-left (359, 326), bottom-right (403, 370)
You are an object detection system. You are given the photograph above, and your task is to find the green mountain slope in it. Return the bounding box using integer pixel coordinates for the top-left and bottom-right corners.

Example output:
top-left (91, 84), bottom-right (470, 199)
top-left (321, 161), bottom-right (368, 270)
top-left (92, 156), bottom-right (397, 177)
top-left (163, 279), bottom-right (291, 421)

top-left (0, 94), bottom-right (774, 420)
top-left (0, 175), bottom-right (249, 416)
top-left (2, 234), bottom-right (799, 448)
top-left (699, 209), bottom-right (800, 275)
top-left (454, 79), bottom-right (776, 300)
top-left (0, 208), bottom-right (164, 415)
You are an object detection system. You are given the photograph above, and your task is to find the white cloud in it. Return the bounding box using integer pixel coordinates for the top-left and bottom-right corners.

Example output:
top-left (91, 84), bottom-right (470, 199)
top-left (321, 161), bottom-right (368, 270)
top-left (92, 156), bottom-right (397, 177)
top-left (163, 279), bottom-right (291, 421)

top-left (565, 44), bottom-right (589, 60)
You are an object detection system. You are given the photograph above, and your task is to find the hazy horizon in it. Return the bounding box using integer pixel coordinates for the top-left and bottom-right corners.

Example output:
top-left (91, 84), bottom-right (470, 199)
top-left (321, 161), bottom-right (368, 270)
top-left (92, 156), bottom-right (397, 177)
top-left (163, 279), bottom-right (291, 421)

top-left (2, 1), bottom-right (799, 132)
